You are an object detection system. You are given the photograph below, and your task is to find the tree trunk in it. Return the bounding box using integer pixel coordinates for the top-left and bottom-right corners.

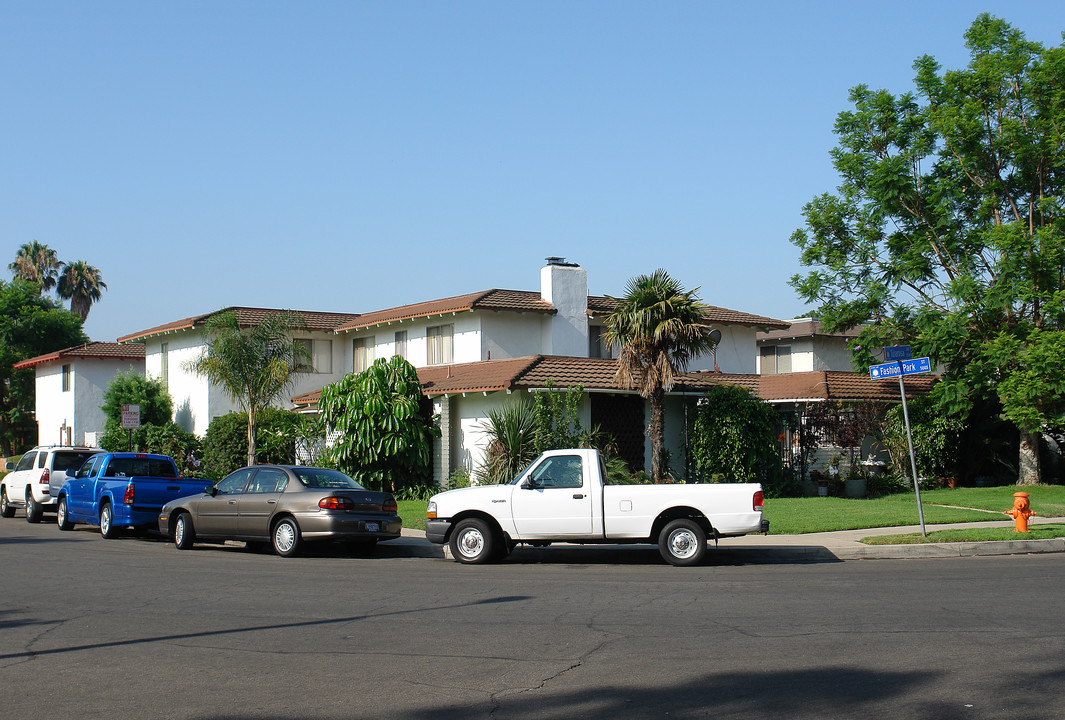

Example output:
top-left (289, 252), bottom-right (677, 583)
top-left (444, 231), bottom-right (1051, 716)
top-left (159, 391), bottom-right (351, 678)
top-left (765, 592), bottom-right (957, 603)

top-left (247, 406), bottom-right (257, 467)
top-left (649, 386), bottom-right (665, 483)
top-left (1017, 431), bottom-right (1041, 486)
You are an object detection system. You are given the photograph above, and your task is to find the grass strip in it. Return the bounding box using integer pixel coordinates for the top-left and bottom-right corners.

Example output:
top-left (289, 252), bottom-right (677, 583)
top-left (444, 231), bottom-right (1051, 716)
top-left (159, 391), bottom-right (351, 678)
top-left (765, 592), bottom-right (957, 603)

top-left (861, 524), bottom-right (1065, 544)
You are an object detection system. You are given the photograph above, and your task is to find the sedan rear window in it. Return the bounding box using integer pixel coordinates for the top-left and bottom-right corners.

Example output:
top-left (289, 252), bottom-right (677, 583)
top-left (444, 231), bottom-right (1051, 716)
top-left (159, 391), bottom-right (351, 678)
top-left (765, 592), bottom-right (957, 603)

top-left (294, 468), bottom-right (365, 490)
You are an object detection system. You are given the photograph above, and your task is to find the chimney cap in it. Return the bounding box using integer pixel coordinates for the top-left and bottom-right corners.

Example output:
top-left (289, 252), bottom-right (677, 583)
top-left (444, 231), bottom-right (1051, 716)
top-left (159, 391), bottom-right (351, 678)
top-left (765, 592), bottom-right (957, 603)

top-left (545, 257), bottom-right (580, 267)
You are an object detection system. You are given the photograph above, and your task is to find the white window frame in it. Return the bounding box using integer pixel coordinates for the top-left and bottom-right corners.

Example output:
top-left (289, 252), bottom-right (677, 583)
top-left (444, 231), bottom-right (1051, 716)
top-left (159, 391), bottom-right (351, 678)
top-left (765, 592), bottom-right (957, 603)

top-left (427, 324), bottom-right (454, 365)
top-left (353, 336), bottom-right (376, 373)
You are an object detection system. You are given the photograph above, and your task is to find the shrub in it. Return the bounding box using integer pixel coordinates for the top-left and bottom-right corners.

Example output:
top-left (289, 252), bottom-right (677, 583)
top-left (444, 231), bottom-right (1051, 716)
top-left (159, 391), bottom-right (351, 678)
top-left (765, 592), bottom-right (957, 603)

top-left (100, 422), bottom-right (203, 477)
top-left (202, 407), bottom-right (301, 479)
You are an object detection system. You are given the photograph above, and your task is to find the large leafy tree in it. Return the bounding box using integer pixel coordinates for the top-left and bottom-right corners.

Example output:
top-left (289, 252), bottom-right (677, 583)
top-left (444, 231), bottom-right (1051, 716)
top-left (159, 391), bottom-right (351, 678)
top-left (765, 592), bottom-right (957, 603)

top-left (101, 370), bottom-right (174, 427)
top-left (9, 241), bottom-right (60, 294)
top-left (318, 356), bottom-right (438, 492)
top-left (184, 311), bottom-right (309, 466)
top-left (57, 260), bottom-right (107, 321)
top-left (604, 269), bottom-right (716, 483)
top-left (791, 15), bottom-right (1065, 484)
top-left (0, 280), bottom-right (86, 455)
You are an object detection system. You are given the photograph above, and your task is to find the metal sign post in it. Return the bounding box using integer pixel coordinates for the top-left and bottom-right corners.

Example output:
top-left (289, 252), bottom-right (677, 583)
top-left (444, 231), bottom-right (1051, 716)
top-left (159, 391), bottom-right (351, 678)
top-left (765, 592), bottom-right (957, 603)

top-left (121, 404), bottom-right (141, 452)
top-left (870, 356), bottom-right (932, 536)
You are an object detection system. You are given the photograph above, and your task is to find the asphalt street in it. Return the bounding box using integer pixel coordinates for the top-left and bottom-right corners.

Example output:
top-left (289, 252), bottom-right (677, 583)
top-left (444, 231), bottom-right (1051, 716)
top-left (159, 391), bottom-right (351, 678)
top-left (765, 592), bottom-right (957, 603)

top-left (1, 517), bottom-right (1062, 720)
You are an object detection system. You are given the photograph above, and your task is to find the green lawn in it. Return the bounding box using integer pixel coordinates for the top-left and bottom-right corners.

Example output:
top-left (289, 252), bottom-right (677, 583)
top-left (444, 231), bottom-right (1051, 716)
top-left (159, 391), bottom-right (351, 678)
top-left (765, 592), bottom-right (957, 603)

top-left (399, 486), bottom-right (1065, 536)
top-left (765, 485), bottom-right (1065, 535)
top-left (862, 523), bottom-right (1065, 544)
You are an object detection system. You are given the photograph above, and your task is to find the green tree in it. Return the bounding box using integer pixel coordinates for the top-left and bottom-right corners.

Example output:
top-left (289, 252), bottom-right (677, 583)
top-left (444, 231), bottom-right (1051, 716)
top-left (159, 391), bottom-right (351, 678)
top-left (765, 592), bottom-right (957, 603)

top-left (101, 370), bottom-right (173, 427)
top-left (56, 260), bottom-right (107, 321)
top-left (790, 14), bottom-right (1065, 485)
top-left (318, 356), bottom-right (438, 492)
top-left (690, 385), bottom-right (785, 493)
top-left (0, 280), bottom-right (86, 455)
top-left (100, 423), bottom-right (203, 477)
top-left (201, 408), bottom-right (303, 479)
top-left (604, 269), bottom-right (717, 483)
top-left (183, 310), bottom-right (309, 466)
top-left (9, 241), bottom-right (60, 294)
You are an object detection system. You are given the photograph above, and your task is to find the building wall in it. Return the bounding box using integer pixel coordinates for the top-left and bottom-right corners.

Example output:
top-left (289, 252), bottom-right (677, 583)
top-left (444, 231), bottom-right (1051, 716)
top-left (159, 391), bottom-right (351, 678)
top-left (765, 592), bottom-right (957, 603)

top-left (345, 313), bottom-right (484, 371)
top-left (812, 335), bottom-right (855, 371)
top-left (690, 325), bottom-right (758, 374)
top-left (481, 312), bottom-right (546, 360)
top-left (33, 358), bottom-right (144, 446)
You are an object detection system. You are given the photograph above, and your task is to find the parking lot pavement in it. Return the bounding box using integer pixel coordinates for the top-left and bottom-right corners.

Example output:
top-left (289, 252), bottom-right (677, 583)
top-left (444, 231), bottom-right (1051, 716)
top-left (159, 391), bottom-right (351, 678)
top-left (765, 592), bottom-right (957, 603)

top-left (401, 517), bottom-right (1065, 563)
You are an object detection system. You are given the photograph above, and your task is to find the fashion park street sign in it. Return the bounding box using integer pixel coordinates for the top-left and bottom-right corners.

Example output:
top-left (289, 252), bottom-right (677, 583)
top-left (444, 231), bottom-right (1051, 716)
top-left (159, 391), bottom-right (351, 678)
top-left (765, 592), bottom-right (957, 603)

top-left (869, 356), bottom-right (932, 380)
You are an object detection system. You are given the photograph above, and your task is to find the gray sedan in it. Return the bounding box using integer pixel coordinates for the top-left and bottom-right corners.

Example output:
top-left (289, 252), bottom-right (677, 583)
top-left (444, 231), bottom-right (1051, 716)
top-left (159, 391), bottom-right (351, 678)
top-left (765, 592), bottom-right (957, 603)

top-left (159, 466), bottom-right (402, 557)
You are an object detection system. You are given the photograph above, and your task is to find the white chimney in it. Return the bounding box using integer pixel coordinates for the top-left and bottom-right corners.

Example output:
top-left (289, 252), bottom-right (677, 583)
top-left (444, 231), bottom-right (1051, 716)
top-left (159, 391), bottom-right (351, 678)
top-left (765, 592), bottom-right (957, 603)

top-left (540, 258), bottom-right (589, 357)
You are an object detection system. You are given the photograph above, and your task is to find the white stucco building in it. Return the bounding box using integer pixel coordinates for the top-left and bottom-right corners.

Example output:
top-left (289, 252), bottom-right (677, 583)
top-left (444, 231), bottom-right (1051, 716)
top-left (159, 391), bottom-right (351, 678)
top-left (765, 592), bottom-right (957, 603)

top-left (14, 342), bottom-right (146, 447)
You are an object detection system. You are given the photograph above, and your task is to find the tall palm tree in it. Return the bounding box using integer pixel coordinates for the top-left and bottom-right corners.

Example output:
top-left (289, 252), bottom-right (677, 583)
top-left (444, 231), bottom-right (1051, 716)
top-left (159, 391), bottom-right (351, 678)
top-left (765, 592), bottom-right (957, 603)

top-left (604, 269), bottom-right (717, 483)
top-left (184, 311), bottom-right (310, 466)
top-left (9, 241), bottom-right (60, 294)
top-left (57, 261), bottom-right (107, 320)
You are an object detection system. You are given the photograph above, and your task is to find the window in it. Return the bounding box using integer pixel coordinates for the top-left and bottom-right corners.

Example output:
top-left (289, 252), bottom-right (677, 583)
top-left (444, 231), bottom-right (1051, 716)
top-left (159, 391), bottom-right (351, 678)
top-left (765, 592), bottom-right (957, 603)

top-left (161, 343), bottom-right (169, 387)
top-left (394, 330), bottom-right (408, 360)
top-left (15, 451), bottom-right (37, 472)
top-left (760, 345), bottom-right (792, 375)
top-left (295, 339), bottom-right (333, 374)
top-left (527, 455), bottom-right (583, 489)
top-left (217, 468), bottom-right (254, 494)
top-left (427, 324), bottom-right (454, 365)
top-left (353, 336), bottom-right (375, 373)
top-left (62, 364), bottom-right (71, 392)
top-left (588, 326), bottom-right (611, 359)
top-left (248, 468), bottom-right (288, 493)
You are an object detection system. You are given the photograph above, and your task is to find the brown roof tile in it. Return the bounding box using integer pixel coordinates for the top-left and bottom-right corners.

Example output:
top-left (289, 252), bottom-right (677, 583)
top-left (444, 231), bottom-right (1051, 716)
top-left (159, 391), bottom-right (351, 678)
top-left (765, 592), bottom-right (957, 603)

top-left (758, 371), bottom-right (935, 402)
top-left (757, 319), bottom-right (864, 342)
top-left (14, 342), bottom-right (146, 370)
top-left (335, 290), bottom-right (555, 331)
top-left (118, 307), bottom-right (361, 343)
top-left (590, 295), bottom-right (787, 329)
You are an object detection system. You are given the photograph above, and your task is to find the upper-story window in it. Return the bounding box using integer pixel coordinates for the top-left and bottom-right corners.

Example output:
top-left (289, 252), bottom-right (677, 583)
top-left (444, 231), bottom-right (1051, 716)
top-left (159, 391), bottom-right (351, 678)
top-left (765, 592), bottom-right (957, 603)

top-left (588, 326), bottom-right (612, 359)
top-left (760, 345), bottom-right (792, 374)
top-left (394, 330), bottom-right (408, 360)
top-left (353, 336), bottom-right (375, 373)
top-left (61, 364), bottom-right (71, 392)
top-left (427, 324), bottom-right (454, 365)
top-left (295, 339), bottom-right (333, 374)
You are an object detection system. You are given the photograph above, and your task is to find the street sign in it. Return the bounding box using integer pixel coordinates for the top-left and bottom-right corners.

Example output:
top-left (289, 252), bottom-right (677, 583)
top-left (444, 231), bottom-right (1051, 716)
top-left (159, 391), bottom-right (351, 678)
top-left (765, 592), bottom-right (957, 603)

top-left (884, 345), bottom-right (912, 361)
top-left (869, 357), bottom-right (931, 380)
top-left (121, 404), bottom-right (141, 430)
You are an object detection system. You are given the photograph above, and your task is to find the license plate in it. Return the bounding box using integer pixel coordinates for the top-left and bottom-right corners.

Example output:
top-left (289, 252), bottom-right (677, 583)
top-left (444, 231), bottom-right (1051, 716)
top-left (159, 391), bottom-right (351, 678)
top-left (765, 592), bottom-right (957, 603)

top-left (365, 522), bottom-right (379, 532)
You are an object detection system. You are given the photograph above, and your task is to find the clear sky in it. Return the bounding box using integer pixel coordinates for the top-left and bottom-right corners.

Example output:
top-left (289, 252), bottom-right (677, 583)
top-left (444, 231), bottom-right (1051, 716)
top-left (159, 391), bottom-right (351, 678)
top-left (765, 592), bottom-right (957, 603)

top-left (3, 2), bottom-right (1062, 343)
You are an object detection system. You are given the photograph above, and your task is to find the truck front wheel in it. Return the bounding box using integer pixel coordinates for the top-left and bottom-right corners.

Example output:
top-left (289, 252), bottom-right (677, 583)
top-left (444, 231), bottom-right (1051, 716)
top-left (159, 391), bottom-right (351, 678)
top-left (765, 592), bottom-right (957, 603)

top-left (659, 519), bottom-right (707, 567)
top-left (449, 518), bottom-right (496, 564)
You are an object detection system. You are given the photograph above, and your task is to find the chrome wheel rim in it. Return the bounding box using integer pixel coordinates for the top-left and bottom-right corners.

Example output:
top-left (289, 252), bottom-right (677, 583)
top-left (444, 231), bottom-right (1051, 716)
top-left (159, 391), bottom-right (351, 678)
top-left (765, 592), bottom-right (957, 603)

top-left (274, 522), bottom-right (296, 553)
top-left (668, 529), bottom-right (699, 559)
top-left (101, 507), bottom-right (111, 534)
top-left (175, 517), bottom-right (185, 545)
top-left (58, 502), bottom-right (66, 525)
top-left (457, 527), bottom-right (485, 559)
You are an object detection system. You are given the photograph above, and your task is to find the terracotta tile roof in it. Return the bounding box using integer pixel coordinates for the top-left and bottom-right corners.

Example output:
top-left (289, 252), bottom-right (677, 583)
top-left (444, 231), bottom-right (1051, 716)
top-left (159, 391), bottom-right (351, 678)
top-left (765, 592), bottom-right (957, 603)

top-left (589, 295), bottom-right (788, 329)
top-left (757, 319), bottom-right (864, 342)
top-left (14, 342), bottom-right (146, 370)
top-left (118, 307), bottom-right (361, 343)
top-left (334, 290), bottom-right (555, 331)
top-left (291, 363), bottom-right (934, 409)
top-left (758, 371), bottom-right (935, 402)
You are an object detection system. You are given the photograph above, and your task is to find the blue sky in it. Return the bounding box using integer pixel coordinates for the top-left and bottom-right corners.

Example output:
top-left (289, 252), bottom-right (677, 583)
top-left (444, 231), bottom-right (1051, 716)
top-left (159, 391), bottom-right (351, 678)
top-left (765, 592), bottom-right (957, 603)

top-left (3, 2), bottom-right (1062, 343)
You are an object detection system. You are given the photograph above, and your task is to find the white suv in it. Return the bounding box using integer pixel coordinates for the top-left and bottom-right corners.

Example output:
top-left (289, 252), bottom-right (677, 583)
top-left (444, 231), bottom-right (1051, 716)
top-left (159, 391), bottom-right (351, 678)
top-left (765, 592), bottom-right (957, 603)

top-left (2, 446), bottom-right (100, 522)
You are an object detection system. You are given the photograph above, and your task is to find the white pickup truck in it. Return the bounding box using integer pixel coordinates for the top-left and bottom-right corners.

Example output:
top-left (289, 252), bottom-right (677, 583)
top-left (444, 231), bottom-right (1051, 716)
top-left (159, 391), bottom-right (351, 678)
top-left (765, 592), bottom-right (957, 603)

top-left (425, 448), bottom-right (768, 566)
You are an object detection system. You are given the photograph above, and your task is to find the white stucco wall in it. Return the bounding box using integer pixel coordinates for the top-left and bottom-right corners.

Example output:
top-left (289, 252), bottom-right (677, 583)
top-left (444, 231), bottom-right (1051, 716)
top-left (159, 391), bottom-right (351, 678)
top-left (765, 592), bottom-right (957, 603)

top-left (812, 336), bottom-right (856, 371)
top-left (540, 264), bottom-right (589, 357)
top-left (33, 358), bottom-right (144, 446)
top-left (346, 313), bottom-right (484, 370)
top-left (688, 325), bottom-right (758, 374)
top-left (481, 312), bottom-right (547, 360)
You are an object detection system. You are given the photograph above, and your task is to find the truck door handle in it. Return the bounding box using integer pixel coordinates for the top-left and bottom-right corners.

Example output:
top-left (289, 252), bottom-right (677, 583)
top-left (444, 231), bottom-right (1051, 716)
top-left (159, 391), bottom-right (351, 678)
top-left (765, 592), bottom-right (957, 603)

top-left (167, 486), bottom-right (179, 491)
top-left (573, 494), bottom-right (585, 499)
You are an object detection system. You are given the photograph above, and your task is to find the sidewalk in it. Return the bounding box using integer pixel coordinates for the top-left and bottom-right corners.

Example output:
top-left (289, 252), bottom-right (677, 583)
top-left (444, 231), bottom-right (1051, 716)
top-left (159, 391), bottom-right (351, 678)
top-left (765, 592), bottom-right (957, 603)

top-left (394, 517), bottom-right (1065, 562)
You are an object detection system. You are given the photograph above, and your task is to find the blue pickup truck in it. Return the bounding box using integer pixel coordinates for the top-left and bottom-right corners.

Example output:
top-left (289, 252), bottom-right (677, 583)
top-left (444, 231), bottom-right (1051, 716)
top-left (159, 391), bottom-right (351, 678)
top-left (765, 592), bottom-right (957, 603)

top-left (56, 452), bottom-right (213, 538)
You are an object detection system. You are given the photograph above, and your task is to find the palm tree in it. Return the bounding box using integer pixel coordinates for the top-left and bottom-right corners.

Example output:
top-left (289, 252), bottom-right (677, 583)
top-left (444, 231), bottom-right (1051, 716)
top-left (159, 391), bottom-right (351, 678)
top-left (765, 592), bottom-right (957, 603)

top-left (604, 269), bottom-right (717, 483)
top-left (9, 241), bottom-right (60, 294)
top-left (184, 311), bottom-right (310, 466)
top-left (57, 261), bottom-right (107, 320)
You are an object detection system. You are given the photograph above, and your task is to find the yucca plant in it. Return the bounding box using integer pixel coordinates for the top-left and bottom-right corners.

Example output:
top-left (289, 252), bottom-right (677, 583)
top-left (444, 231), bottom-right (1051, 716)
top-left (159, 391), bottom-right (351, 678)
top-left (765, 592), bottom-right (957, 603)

top-left (476, 400), bottom-right (538, 484)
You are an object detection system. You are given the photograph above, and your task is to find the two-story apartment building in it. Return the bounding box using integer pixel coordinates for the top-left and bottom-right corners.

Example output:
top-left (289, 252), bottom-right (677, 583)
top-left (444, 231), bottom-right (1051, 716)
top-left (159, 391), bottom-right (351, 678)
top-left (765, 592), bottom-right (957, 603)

top-left (13, 342), bottom-right (146, 447)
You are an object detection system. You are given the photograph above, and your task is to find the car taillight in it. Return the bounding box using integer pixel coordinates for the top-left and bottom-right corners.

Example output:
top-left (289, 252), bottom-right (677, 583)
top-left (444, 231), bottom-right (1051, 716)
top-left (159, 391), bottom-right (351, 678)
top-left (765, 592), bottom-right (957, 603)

top-left (123, 483), bottom-right (135, 505)
top-left (40, 468), bottom-right (50, 484)
top-left (383, 498), bottom-right (398, 514)
top-left (319, 496), bottom-right (354, 510)
top-left (753, 490), bottom-right (764, 511)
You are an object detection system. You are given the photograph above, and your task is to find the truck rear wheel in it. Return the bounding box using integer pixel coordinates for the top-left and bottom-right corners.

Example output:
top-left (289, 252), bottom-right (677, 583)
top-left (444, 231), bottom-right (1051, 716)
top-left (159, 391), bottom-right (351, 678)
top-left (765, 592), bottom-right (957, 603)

top-left (449, 518), bottom-right (495, 564)
top-left (659, 519), bottom-right (707, 566)
top-left (100, 503), bottom-right (119, 539)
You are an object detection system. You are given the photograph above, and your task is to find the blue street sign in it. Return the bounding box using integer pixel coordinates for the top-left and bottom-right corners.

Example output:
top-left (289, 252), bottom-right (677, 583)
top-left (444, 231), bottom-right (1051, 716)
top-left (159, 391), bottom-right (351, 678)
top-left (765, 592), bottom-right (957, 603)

top-left (870, 357), bottom-right (931, 380)
top-left (885, 345), bottom-right (912, 361)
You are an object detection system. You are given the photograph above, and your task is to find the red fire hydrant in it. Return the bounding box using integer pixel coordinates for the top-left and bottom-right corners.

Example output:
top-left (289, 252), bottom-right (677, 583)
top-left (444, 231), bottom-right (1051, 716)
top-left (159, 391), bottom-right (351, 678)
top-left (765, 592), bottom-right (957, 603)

top-left (1005, 492), bottom-right (1036, 533)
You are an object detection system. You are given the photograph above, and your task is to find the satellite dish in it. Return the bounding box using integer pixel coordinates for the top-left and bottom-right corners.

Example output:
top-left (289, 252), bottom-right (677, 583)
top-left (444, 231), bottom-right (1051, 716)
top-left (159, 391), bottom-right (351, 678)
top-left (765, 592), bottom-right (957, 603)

top-left (709, 329), bottom-right (722, 344)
